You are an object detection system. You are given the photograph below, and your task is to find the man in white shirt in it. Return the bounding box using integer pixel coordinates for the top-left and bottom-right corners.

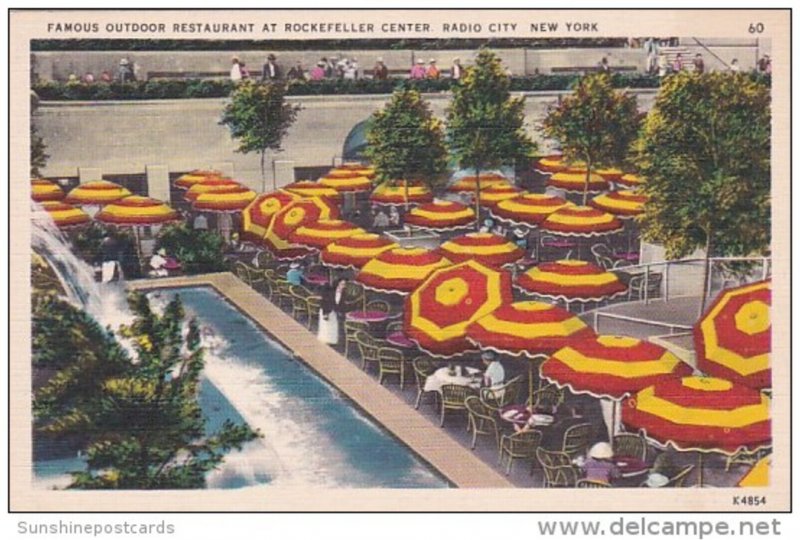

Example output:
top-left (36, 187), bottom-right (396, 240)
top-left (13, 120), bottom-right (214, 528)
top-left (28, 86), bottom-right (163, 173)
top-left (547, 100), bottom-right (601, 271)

top-left (482, 351), bottom-right (505, 387)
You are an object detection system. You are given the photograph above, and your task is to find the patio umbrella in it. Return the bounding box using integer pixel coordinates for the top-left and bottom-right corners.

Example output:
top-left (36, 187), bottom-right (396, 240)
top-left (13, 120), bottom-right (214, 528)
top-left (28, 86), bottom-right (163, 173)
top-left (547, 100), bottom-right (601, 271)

top-left (446, 174), bottom-right (509, 194)
top-left (356, 247), bottom-right (451, 295)
top-left (596, 167), bottom-right (624, 183)
top-left (546, 172), bottom-right (610, 194)
top-left (240, 190), bottom-right (301, 244)
top-left (590, 190), bottom-right (648, 218)
top-left (404, 200), bottom-right (476, 232)
top-left (535, 155), bottom-right (568, 174)
top-left (694, 280), bottom-right (771, 391)
top-left (491, 193), bottom-right (572, 228)
top-left (737, 455), bottom-right (770, 487)
top-left (541, 335), bottom-right (694, 439)
top-left (474, 184), bottom-right (525, 210)
top-left (622, 376), bottom-right (771, 486)
top-left (328, 165), bottom-right (375, 178)
top-left (288, 219), bottom-right (365, 250)
top-left (191, 185), bottom-right (257, 213)
top-left (405, 260), bottom-right (513, 358)
top-left (96, 196), bottom-right (179, 225)
top-left (370, 183), bottom-right (434, 207)
top-left (263, 197), bottom-right (340, 260)
top-left (31, 179), bottom-right (65, 202)
top-left (320, 233), bottom-right (399, 270)
top-left (183, 177), bottom-right (242, 202)
top-left (65, 180), bottom-right (132, 206)
top-left (516, 260), bottom-right (628, 306)
top-left (436, 232), bottom-right (524, 268)
top-left (467, 300), bottom-right (596, 399)
top-left (174, 170), bottom-right (222, 190)
top-left (283, 181), bottom-right (342, 201)
top-left (319, 173), bottom-right (373, 193)
top-left (540, 205), bottom-right (624, 239)
top-left (616, 173), bottom-right (646, 188)
top-left (37, 201), bottom-right (91, 228)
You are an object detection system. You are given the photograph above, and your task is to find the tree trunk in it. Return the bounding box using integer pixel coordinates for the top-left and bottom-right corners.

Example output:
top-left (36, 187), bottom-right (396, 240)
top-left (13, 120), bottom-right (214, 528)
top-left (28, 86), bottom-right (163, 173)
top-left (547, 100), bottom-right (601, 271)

top-left (583, 159), bottom-right (592, 206)
top-left (474, 169), bottom-right (481, 231)
top-left (699, 228), bottom-right (713, 316)
top-left (404, 179), bottom-right (410, 213)
top-left (260, 150), bottom-right (267, 193)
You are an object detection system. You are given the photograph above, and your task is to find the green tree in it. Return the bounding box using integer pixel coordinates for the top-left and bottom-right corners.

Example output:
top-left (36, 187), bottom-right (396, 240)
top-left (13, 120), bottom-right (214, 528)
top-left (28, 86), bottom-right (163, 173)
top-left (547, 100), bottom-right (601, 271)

top-left (33, 293), bottom-right (259, 489)
top-left (30, 91), bottom-right (49, 177)
top-left (219, 80), bottom-right (301, 191)
top-left (364, 88), bottom-right (448, 209)
top-left (542, 72), bottom-right (641, 205)
top-left (446, 49), bottom-right (536, 228)
top-left (156, 222), bottom-right (227, 275)
top-left (635, 71), bottom-right (771, 312)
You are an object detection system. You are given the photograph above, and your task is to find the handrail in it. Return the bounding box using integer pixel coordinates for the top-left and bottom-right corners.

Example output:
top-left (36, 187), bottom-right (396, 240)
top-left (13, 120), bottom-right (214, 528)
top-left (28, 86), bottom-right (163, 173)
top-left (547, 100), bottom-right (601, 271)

top-left (592, 311), bottom-right (692, 335)
top-left (691, 37), bottom-right (731, 70)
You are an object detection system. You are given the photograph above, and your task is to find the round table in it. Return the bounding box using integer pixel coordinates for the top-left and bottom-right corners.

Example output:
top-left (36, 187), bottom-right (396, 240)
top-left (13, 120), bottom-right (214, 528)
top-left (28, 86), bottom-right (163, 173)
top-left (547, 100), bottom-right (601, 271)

top-left (613, 252), bottom-right (640, 262)
top-left (164, 258), bottom-right (181, 270)
top-left (613, 457), bottom-right (650, 478)
top-left (386, 331), bottom-right (415, 349)
top-left (499, 404), bottom-right (554, 428)
top-left (346, 310), bottom-right (395, 323)
top-left (303, 273), bottom-right (329, 287)
top-left (423, 366), bottom-right (482, 394)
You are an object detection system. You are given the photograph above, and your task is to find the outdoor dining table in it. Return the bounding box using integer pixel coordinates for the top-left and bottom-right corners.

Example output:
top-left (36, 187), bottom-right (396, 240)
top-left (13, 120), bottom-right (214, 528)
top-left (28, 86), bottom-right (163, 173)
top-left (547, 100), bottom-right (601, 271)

top-left (499, 404), bottom-right (555, 429)
top-left (345, 310), bottom-right (398, 323)
top-left (612, 456), bottom-right (650, 478)
top-left (386, 330), bottom-right (415, 349)
top-left (303, 273), bottom-right (329, 287)
top-left (423, 366), bottom-right (482, 394)
top-left (612, 252), bottom-right (640, 263)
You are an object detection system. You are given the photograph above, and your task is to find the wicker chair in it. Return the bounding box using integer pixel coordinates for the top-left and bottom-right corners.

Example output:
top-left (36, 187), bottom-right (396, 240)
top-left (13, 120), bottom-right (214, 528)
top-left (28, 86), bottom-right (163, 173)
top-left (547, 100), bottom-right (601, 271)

top-left (246, 264), bottom-right (266, 290)
top-left (261, 268), bottom-right (279, 301)
top-left (536, 447), bottom-right (580, 488)
top-left (256, 250), bottom-right (274, 269)
top-left (480, 375), bottom-right (524, 415)
top-left (499, 429), bottom-right (543, 476)
top-left (576, 479), bottom-right (611, 488)
top-left (341, 282), bottom-right (366, 312)
top-left (289, 284), bottom-right (315, 322)
top-left (304, 294), bottom-right (322, 330)
top-left (561, 423), bottom-right (594, 458)
top-left (667, 465), bottom-right (695, 487)
top-left (465, 396), bottom-right (500, 450)
top-left (233, 261), bottom-right (251, 284)
top-left (385, 320), bottom-right (404, 335)
top-left (378, 347), bottom-right (406, 389)
top-left (273, 279), bottom-right (294, 311)
top-left (439, 384), bottom-right (476, 427)
top-left (365, 299), bottom-right (391, 314)
top-left (355, 330), bottom-right (382, 372)
top-left (613, 433), bottom-right (648, 461)
top-left (412, 356), bottom-right (438, 410)
top-left (344, 319), bottom-right (370, 359)
top-left (528, 385), bottom-right (564, 414)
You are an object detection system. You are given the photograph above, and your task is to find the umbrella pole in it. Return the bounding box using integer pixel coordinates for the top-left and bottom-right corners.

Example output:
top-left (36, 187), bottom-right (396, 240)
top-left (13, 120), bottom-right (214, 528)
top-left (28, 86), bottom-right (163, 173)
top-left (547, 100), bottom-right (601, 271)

top-left (133, 226), bottom-right (144, 277)
top-left (698, 453), bottom-right (704, 487)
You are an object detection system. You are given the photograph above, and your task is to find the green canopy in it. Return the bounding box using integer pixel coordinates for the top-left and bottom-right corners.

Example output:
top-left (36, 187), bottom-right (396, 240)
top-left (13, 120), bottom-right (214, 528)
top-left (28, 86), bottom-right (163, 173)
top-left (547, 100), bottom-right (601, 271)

top-left (342, 119), bottom-right (371, 161)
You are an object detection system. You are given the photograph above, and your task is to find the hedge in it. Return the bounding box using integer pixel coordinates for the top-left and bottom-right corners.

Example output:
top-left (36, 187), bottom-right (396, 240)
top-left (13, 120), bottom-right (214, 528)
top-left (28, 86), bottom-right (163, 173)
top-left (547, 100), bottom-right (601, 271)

top-left (33, 73), bottom-right (671, 101)
top-left (32, 38), bottom-right (630, 52)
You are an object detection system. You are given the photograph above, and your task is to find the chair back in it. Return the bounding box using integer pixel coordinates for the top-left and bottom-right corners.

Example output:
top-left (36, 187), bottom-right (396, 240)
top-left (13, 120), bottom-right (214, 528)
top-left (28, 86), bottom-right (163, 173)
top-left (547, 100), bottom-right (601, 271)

top-left (355, 330), bottom-right (380, 361)
top-left (256, 250), bottom-right (274, 269)
top-left (530, 385), bottom-right (564, 413)
top-left (613, 433), bottom-right (648, 461)
top-left (345, 319), bottom-right (370, 338)
top-left (412, 357), bottom-right (435, 388)
top-left (289, 284), bottom-right (312, 300)
top-left (440, 384), bottom-right (473, 407)
top-left (342, 282), bottom-right (366, 311)
top-left (667, 465), bottom-right (695, 487)
top-left (562, 423), bottom-right (594, 457)
top-left (366, 299), bottom-right (391, 314)
top-left (536, 447), bottom-right (579, 488)
top-left (234, 261), bottom-right (251, 284)
top-left (480, 375), bottom-right (523, 410)
top-left (378, 347), bottom-right (404, 367)
top-left (576, 479), bottom-right (611, 488)
top-left (465, 395), bottom-right (491, 419)
top-left (508, 429), bottom-right (543, 453)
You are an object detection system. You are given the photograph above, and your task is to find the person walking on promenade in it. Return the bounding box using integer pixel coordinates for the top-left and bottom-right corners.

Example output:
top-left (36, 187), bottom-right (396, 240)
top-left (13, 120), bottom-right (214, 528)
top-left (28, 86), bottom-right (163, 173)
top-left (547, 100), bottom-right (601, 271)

top-left (426, 59), bottom-right (441, 79)
top-left (451, 58), bottom-right (462, 80)
top-left (410, 58), bottom-right (427, 79)
top-left (318, 278), bottom-right (347, 345)
top-left (672, 53), bottom-right (684, 73)
top-left (372, 57), bottom-right (389, 80)
top-left (309, 61), bottom-right (326, 81)
top-left (693, 53), bottom-right (705, 74)
top-left (229, 57), bottom-right (242, 82)
top-left (261, 54), bottom-right (281, 82)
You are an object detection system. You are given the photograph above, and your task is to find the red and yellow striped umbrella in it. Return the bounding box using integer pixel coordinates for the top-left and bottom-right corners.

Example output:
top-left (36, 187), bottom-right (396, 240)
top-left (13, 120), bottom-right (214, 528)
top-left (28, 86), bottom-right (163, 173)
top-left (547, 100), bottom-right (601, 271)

top-left (437, 232), bottom-right (524, 268)
top-left (356, 247), bottom-right (451, 295)
top-left (541, 336), bottom-right (693, 401)
top-left (616, 173), bottom-right (646, 188)
top-left (622, 376), bottom-right (771, 455)
top-left (475, 183), bottom-right (525, 209)
top-left (174, 170), bottom-right (223, 190)
top-left (96, 196), bottom-right (179, 226)
top-left (516, 260), bottom-right (627, 303)
top-left (263, 197), bottom-right (340, 260)
top-left (535, 155), bottom-right (568, 174)
top-left (596, 167), bottom-right (624, 183)
top-left (405, 200), bottom-right (476, 231)
top-left (591, 190), bottom-right (648, 218)
top-left (31, 179), bottom-right (65, 202)
top-left (694, 280), bottom-right (771, 390)
top-left (491, 193), bottom-right (572, 227)
top-left (467, 301), bottom-right (596, 358)
top-left (183, 177), bottom-right (242, 202)
top-left (737, 456), bottom-right (770, 487)
top-left (192, 185), bottom-right (257, 213)
top-left (540, 205), bottom-right (624, 237)
top-left (240, 190), bottom-right (301, 244)
top-left (370, 183), bottom-right (434, 207)
top-left (328, 165), bottom-right (375, 178)
top-left (38, 201), bottom-right (91, 228)
top-left (447, 174), bottom-right (509, 193)
top-left (65, 180), bottom-right (132, 206)
top-left (319, 173), bottom-right (373, 193)
top-left (283, 181), bottom-right (342, 201)
top-left (405, 261), bottom-right (513, 358)
top-left (546, 171), bottom-right (610, 194)
top-left (288, 219), bottom-right (365, 250)
top-left (320, 233), bottom-right (399, 270)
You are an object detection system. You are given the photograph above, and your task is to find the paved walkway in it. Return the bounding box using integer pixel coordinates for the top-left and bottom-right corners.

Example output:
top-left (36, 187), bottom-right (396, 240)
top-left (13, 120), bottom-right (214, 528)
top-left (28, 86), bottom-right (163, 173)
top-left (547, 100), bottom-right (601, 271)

top-left (128, 272), bottom-right (514, 489)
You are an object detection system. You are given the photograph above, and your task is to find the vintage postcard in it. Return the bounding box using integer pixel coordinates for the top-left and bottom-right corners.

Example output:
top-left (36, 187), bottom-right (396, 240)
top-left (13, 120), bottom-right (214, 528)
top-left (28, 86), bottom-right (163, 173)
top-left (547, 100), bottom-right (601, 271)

top-left (8, 8), bottom-right (790, 512)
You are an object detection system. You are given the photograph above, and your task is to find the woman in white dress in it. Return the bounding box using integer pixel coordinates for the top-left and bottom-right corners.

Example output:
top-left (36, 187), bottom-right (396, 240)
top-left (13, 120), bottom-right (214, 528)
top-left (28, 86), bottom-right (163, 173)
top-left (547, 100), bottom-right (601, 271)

top-left (318, 278), bottom-right (346, 345)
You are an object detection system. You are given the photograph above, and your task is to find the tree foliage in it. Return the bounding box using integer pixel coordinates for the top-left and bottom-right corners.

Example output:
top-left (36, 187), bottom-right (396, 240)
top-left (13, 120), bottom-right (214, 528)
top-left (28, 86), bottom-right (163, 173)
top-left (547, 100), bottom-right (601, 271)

top-left (219, 80), bottom-right (300, 188)
top-left (542, 72), bottom-right (641, 204)
top-left (365, 88), bottom-right (449, 198)
top-left (446, 49), bottom-right (536, 226)
top-left (30, 92), bottom-right (49, 177)
top-left (32, 293), bottom-right (259, 489)
top-left (156, 222), bottom-right (227, 275)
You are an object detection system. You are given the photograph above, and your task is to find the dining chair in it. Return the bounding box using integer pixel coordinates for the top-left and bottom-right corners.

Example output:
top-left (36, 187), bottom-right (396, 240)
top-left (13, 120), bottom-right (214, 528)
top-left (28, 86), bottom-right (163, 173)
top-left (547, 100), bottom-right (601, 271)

top-left (561, 423), bottom-right (594, 458)
top-left (528, 385), bottom-right (564, 414)
top-left (479, 375), bottom-right (523, 416)
top-left (245, 264), bottom-right (266, 290)
top-left (344, 319), bottom-right (370, 359)
top-left (377, 347), bottom-right (406, 389)
top-left (576, 479), bottom-right (611, 488)
top-left (289, 284), bottom-right (314, 323)
top-left (412, 356), bottom-right (438, 410)
top-left (256, 249), bottom-right (274, 269)
top-left (273, 279), bottom-right (294, 311)
top-left (355, 330), bottom-right (381, 372)
top-left (536, 447), bottom-right (580, 488)
top-left (666, 465), bottom-right (695, 487)
top-left (233, 261), bottom-right (251, 285)
top-left (465, 396), bottom-right (500, 450)
top-left (499, 429), bottom-right (543, 476)
top-left (439, 384), bottom-right (476, 427)
top-left (613, 433), bottom-right (649, 461)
